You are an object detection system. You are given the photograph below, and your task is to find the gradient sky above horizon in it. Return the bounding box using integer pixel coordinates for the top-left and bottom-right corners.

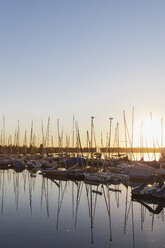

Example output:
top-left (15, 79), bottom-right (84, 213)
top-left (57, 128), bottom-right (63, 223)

top-left (1, 0), bottom-right (165, 146)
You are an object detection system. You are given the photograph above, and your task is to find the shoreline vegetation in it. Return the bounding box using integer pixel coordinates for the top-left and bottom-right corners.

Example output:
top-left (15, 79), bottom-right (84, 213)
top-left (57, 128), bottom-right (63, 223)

top-left (0, 145), bottom-right (163, 155)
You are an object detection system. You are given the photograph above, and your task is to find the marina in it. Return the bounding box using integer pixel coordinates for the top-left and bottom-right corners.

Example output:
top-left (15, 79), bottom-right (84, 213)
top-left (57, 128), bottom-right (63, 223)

top-left (1, 1), bottom-right (165, 246)
top-left (0, 112), bottom-right (165, 247)
top-left (0, 149), bottom-right (164, 247)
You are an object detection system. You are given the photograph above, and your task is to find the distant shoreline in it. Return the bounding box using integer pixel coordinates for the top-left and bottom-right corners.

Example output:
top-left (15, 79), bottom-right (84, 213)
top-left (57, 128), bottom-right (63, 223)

top-left (0, 146), bottom-right (163, 154)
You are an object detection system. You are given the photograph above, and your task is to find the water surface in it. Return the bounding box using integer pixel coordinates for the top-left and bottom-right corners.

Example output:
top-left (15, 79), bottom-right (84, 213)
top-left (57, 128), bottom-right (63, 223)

top-left (0, 169), bottom-right (164, 248)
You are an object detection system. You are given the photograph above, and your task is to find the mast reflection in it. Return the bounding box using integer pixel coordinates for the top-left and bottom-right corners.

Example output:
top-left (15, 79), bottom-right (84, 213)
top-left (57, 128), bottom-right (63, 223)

top-left (0, 169), bottom-right (164, 248)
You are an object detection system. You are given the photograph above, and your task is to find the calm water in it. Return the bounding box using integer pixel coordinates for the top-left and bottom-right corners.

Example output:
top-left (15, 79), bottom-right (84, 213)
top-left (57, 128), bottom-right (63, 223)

top-left (0, 169), bottom-right (165, 248)
top-left (130, 153), bottom-right (161, 161)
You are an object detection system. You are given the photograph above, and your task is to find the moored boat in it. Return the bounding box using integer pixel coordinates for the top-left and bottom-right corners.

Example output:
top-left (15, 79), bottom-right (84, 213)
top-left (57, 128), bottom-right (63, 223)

top-left (84, 172), bottom-right (129, 184)
top-left (129, 165), bottom-right (155, 181)
top-left (68, 169), bottom-right (85, 180)
top-left (42, 168), bottom-right (68, 177)
top-left (132, 175), bottom-right (165, 200)
top-left (0, 159), bottom-right (11, 169)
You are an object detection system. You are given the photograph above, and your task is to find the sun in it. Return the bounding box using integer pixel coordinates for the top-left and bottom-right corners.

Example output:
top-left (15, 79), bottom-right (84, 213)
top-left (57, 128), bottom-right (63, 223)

top-left (134, 115), bottom-right (162, 148)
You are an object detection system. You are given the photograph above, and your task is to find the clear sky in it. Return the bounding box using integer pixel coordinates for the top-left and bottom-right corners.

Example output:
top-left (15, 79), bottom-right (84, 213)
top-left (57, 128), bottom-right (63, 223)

top-left (1, 0), bottom-right (165, 146)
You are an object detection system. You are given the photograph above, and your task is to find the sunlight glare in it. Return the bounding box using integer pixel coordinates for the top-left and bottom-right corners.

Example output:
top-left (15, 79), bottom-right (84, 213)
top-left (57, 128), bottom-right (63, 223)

top-left (134, 116), bottom-right (161, 147)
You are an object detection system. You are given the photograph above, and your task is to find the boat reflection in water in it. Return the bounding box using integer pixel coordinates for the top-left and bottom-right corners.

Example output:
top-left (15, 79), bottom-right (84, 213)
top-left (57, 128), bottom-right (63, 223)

top-left (0, 169), bottom-right (165, 248)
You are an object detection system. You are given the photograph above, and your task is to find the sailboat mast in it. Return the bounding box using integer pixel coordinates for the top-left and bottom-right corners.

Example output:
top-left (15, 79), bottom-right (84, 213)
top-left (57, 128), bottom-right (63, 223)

top-left (150, 112), bottom-right (156, 160)
top-left (140, 120), bottom-right (143, 159)
top-left (17, 120), bottom-right (20, 148)
top-left (131, 107), bottom-right (134, 159)
top-left (123, 111), bottom-right (128, 156)
top-left (57, 119), bottom-right (61, 154)
top-left (108, 117), bottom-right (113, 158)
top-left (30, 120), bottom-right (33, 154)
top-left (3, 116), bottom-right (5, 147)
top-left (72, 115), bottom-right (75, 151)
top-left (161, 118), bottom-right (163, 149)
top-left (91, 117), bottom-right (94, 158)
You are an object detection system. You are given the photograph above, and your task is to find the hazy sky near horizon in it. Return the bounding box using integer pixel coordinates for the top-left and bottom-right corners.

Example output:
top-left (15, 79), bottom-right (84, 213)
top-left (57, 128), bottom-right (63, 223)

top-left (1, 0), bottom-right (165, 146)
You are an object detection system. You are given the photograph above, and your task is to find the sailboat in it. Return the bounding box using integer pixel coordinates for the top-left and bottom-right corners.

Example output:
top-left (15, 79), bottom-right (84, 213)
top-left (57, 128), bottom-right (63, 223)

top-left (0, 159), bottom-right (11, 169)
top-left (132, 175), bottom-right (165, 200)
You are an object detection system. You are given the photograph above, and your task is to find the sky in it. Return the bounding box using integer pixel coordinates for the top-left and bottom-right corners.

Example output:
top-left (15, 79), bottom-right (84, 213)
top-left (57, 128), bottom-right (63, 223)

top-left (1, 0), bottom-right (165, 147)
